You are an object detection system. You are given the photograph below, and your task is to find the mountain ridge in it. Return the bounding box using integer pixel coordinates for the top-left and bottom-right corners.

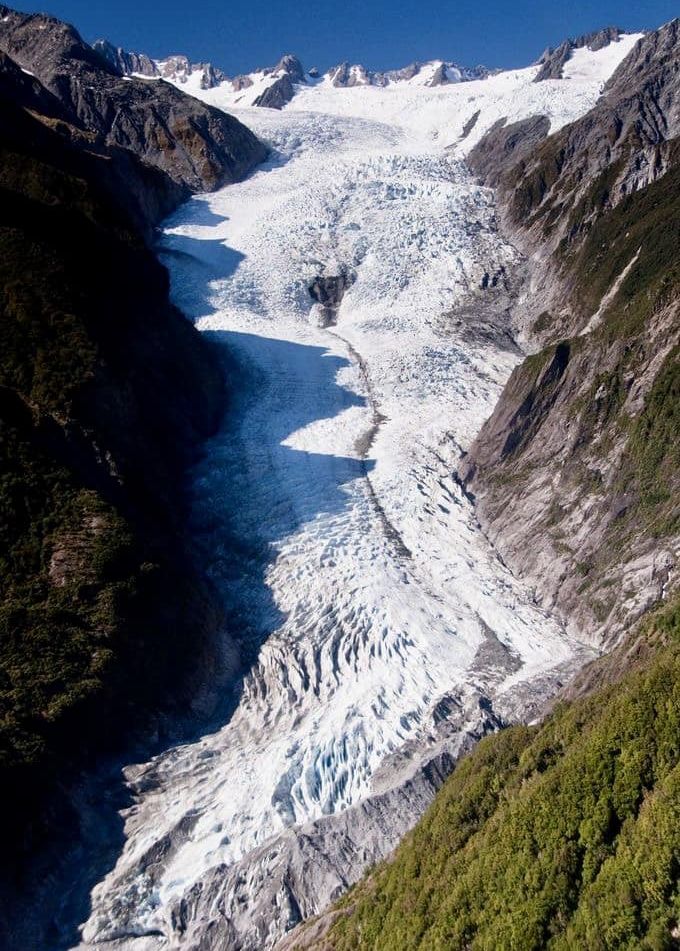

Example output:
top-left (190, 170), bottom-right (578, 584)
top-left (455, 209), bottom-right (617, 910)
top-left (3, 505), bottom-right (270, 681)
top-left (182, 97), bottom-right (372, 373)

top-left (462, 17), bottom-right (680, 646)
top-left (86, 23), bottom-right (639, 111)
top-left (0, 4), bottom-right (266, 201)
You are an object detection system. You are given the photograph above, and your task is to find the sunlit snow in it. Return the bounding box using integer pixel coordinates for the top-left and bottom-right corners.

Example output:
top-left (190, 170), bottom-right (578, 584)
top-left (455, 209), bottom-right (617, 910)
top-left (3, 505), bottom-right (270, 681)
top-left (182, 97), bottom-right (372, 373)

top-left (79, 37), bottom-right (641, 947)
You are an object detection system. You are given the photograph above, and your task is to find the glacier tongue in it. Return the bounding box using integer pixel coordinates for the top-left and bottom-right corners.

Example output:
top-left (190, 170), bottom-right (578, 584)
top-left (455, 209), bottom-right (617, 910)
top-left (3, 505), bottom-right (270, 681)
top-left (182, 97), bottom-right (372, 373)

top-left (76, 47), bottom-right (640, 950)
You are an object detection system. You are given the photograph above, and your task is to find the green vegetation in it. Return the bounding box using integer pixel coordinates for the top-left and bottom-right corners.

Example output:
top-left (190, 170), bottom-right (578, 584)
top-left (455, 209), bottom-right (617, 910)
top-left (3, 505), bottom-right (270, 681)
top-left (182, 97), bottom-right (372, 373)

top-left (625, 347), bottom-right (680, 534)
top-left (318, 601), bottom-right (680, 951)
top-left (484, 136), bottom-right (680, 621)
top-left (0, 95), bottom-right (223, 846)
top-left (569, 156), bottom-right (680, 544)
top-left (567, 143), bottom-right (680, 341)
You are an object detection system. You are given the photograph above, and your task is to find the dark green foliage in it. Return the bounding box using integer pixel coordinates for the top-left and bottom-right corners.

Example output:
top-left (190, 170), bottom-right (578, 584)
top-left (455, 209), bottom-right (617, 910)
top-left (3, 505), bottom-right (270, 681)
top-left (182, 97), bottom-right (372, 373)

top-left (0, 88), bottom-right (224, 848)
top-left (566, 142), bottom-right (680, 340)
top-left (621, 347), bottom-right (680, 533)
top-left (568, 158), bottom-right (680, 544)
top-left (324, 602), bottom-right (680, 951)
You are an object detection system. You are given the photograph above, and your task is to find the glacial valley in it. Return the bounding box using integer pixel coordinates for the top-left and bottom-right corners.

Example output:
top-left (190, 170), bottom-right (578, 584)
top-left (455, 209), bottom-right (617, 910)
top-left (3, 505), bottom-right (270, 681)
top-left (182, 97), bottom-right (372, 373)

top-left (74, 35), bottom-right (643, 950)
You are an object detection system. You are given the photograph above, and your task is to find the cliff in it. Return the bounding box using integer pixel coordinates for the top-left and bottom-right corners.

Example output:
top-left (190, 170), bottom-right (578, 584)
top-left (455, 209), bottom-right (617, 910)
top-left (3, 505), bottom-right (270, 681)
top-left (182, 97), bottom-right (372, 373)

top-left (462, 21), bottom-right (680, 645)
top-left (0, 4), bottom-right (266, 216)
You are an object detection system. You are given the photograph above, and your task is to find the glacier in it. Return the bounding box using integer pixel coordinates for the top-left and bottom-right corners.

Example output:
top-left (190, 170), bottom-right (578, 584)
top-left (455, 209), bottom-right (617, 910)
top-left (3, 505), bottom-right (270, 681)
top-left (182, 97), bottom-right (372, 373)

top-left (75, 35), bottom-right (643, 950)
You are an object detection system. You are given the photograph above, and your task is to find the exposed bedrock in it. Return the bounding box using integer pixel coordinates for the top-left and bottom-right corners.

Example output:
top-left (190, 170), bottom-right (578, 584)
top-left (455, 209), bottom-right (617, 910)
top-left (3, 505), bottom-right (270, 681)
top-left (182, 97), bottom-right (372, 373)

top-left (308, 270), bottom-right (357, 326)
top-left (463, 20), bottom-right (680, 646)
top-left (0, 5), bottom-right (267, 207)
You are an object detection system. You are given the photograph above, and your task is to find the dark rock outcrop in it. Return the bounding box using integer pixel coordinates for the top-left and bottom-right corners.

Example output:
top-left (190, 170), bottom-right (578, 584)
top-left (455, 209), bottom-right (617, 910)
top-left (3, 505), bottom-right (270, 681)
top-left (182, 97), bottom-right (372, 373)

top-left (233, 72), bottom-right (254, 90)
top-left (254, 73), bottom-right (295, 109)
top-left (0, 5), bottom-right (266, 199)
top-left (309, 272), bottom-right (356, 307)
top-left (93, 38), bottom-right (158, 77)
top-left (534, 26), bottom-right (624, 81)
top-left (308, 271), bottom-right (357, 326)
top-left (427, 63), bottom-right (449, 86)
top-left (250, 54), bottom-right (306, 108)
top-left (94, 41), bottom-right (229, 90)
top-left (267, 53), bottom-right (305, 84)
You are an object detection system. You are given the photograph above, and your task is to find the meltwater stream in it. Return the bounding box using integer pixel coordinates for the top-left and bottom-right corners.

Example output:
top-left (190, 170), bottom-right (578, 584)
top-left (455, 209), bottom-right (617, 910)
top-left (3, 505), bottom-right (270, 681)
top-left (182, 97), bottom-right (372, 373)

top-left (73, 60), bottom-right (632, 948)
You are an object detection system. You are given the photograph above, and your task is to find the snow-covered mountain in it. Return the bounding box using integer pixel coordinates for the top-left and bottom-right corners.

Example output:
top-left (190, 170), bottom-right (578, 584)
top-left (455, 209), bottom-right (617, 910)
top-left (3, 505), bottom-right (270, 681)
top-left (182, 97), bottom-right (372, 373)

top-left (94, 41), bottom-right (493, 106)
top-left (93, 39), bottom-right (228, 89)
top-left (534, 24), bottom-right (626, 80)
top-left (94, 26), bottom-right (635, 114)
top-left (325, 58), bottom-right (493, 87)
top-left (76, 28), bottom-right (646, 951)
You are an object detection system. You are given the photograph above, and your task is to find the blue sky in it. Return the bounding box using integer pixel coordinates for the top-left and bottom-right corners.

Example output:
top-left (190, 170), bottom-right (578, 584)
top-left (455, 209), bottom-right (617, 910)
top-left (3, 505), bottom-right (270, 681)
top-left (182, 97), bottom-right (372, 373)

top-left (8, 0), bottom-right (678, 74)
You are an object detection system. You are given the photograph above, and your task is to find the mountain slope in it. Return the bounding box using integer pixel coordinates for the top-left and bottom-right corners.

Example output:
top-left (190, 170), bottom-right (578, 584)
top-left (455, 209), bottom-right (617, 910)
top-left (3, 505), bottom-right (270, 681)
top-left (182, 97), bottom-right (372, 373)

top-left (463, 20), bottom-right (680, 644)
top-left (0, 24), bottom-right (264, 947)
top-left (0, 5), bottom-right (266, 197)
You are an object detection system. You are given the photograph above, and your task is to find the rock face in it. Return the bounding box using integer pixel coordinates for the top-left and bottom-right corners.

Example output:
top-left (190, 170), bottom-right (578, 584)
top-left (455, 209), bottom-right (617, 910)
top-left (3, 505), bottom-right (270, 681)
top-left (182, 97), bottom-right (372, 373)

top-left (463, 20), bottom-right (680, 646)
top-left (94, 40), bottom-right (229, 90)
top-left (466, 114), bottom-right (550, 183)
top-left (0, 5), bottom-right (266, 196)
top-left (0, 48), bottom-right (184, 238)
top-left (253, 73), bottom-right (295, 109)
top-left (534, 25), bottom-right (624, 80)
top-left (251, 55), bottom-right (307, 108)
top-left (157, 54), bottom-right (227, 89)
top-left (93, 38), bottom-right (159, 78)
top-left (268, 53), bottom-right (305, 84)
top-left (308, 271), bottom-right (356, 325)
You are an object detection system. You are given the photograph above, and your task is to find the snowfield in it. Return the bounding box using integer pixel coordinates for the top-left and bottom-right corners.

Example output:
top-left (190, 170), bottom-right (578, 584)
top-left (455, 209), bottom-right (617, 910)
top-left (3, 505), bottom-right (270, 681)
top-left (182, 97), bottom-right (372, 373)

top-left (78, 36), bottom-right (643, 950)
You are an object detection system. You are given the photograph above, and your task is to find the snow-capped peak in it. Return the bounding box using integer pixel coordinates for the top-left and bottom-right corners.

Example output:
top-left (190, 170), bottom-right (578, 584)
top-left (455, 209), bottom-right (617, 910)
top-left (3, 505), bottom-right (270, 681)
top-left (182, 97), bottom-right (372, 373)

top-left (93, 39), bottom-right (227, 90)
top-left (93, 26), bottom-right (641, 113)
top-left (326, 59), bottom-right (492, 88)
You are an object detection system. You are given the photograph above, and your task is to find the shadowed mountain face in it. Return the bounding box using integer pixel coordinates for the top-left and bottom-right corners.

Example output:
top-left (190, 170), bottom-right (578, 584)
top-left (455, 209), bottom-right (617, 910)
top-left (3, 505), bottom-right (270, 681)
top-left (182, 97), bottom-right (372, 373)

top-left (0, 4), bottom-right (266, 200)
top-left (0, 23), bottom-right (256, 950)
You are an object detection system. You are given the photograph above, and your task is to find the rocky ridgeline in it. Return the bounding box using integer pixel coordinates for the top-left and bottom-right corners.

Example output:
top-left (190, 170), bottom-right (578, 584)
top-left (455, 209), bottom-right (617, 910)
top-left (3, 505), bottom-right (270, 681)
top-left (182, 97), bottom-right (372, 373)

top-left (462, 20), bottom-right (680, 646)
top-left (90, 38), bottom-right (497, 108)
top-left (0, 4), bottom-right (266, 206)
top-left (327, 59), bottom-right (493, 87)
top-left (94, 39), bottom-right (228, 90)
top-left (534, 25), bottom-right (625, 80)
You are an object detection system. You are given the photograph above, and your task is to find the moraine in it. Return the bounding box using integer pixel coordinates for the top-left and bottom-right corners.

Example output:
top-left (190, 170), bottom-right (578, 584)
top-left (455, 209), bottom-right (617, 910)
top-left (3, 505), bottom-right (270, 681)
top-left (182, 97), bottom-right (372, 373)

top-left (77, 37), bottom-right (641, 950)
